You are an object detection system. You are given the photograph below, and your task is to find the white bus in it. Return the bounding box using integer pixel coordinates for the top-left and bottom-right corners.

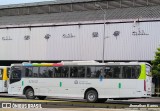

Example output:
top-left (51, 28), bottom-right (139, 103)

top-left (0, 66), bottom-right (10, 92)
top-left (8, 61), bottom-right (152, 102)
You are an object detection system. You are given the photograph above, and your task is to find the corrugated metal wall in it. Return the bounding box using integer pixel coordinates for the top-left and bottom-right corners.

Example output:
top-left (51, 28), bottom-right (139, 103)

top-left (0, 21), bottom-right (159, 61)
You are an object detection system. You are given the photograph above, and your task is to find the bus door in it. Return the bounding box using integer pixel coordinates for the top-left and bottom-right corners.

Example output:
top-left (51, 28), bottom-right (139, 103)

top-left (8, 66), bottom-right (22, 95)
top-left (0, 68), bottom-right (4, 92)
top-left (145, 65), bottom-right (152, 96)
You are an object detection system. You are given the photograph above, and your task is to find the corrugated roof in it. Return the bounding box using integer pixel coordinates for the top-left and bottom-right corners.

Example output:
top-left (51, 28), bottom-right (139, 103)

top-left (0, 5), bottom-right (160, 26)
top-left (0, 0), bottom-right (97, 9)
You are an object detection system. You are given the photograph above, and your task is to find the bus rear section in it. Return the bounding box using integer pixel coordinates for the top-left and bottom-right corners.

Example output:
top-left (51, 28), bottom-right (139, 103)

top-left (0, 66), bottom-right (10, 92)
top-left (145, 64), bottom-right (152, 97)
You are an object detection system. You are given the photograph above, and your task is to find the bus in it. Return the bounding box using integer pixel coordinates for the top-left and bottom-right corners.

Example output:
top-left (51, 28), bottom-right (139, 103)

top-left (8, 61), bottom-right (152, 102)
top-left (0, 66), bottom-right (10, 92)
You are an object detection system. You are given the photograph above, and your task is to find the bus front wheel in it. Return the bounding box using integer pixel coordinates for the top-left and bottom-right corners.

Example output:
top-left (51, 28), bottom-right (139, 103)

top-left (86, 90), bottom-right (98, 103)
top-left (25, 88), bottom-right (35, 99)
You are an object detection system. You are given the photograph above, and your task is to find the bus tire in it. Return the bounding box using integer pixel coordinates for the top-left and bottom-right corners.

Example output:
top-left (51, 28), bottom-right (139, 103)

top-left (37, 96), bottom-right (46, 100)
top-left (86, 90), bottom-right (98, 103)
top-left (25, 88), bottom-right (35, 99)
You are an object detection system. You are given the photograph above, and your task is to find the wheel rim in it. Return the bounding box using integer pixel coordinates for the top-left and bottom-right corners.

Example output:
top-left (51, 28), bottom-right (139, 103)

top-left (28, 91), bottom-right (34, 97)
top-left (88, 93), bottom-right (96, 101)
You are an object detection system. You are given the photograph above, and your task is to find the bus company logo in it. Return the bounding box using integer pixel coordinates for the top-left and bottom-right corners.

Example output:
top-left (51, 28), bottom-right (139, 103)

top-left (2, 103), bottom-right (11, 108)
top-left (2, 103), bottom-right (42, 108)
top-left (74, 80), bottom-right (78, 84)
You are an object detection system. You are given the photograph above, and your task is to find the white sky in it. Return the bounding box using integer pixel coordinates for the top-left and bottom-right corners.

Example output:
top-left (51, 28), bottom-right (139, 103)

top-left (0, 0), bottom-right (54, 5)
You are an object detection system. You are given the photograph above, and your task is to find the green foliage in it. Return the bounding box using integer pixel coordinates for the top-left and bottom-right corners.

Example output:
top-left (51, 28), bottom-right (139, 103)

top-left (152, 47), bottom-right (160, 77)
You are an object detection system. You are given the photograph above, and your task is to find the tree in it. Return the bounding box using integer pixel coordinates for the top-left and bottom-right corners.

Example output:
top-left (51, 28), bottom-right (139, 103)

top-left (152, 47), bottom-right (160, 77)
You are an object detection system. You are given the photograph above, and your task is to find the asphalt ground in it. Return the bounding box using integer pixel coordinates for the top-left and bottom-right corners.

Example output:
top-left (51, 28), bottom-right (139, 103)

top-left (0, 93), bottom-right (159, 110)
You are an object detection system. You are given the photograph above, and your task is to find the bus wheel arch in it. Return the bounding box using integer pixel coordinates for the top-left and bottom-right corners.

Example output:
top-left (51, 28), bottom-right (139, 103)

top-left (23, 86), bottom-right (35, 99)
top-left (84, 88), bottom-right (98, 102)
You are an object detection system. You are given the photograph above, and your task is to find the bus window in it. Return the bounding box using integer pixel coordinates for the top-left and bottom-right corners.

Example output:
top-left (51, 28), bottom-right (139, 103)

top-left (10, 67), bottom-right (22, 84)
top-left (54, 67), bottom-right (69, 78)
top-left (77, 67), bottom-right (85, 78)
top-left (54, 67), bottom-right (60, 77)
top-left (25, 67), bottom-right (33, 77)
top-left (122, 66), bottom-right (140, 79)
top-left (70, 67), bottom-right (78, 78)
top-left (86, 66), bottom-right (103, 78)
top-left (69, 66), bottom-right (85, 78)
top-left (122, 66), bottom-right (132, 78)
top-left (48, 67), bottom-right (54, 77)
top-left (104, 66), bottom-right (112, 78)
top-left (0, 69), bottom-right (2, 80)
top-left (112, 66), bottom-right (121, 78)
top-left (40, 67), bottom-right (54, 78)
top-left (10, 67), bottom-right (21, 78)
top-left (61, 67), bottom-right (69, 78)
top-left (135, 66), bottom-right (140, 78)
top-left (12, 70), bottom-right (21, 79)
top-left (40, 67), bottom-right (47, 78)
top-left (32, 67), bottom-right (39, 77)
top-left (131, 66), bottom-right (140, 79)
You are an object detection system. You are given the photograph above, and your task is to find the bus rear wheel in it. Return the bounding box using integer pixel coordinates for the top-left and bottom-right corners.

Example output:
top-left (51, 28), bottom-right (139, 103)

top-left (25, 88), bottom-right (35, 99)
top-left (37, 96), bottom-right (46, 100)
top-left (86, 90), bottom-right (98, 103)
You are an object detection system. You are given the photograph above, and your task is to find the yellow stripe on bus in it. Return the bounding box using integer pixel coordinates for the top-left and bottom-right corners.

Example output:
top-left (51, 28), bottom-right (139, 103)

top-left (3, 67), bottom-right (8, 80)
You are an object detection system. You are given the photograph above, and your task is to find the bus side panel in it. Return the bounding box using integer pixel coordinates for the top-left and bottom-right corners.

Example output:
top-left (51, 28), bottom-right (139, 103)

top-left (146, 76), bottom-right (152, 97)
top-left (0, 80), bottom-right (4, 92)
top-left (119, 79), bottom-right (145, 98)
top-left (8, 80), bottom-right (23, 95)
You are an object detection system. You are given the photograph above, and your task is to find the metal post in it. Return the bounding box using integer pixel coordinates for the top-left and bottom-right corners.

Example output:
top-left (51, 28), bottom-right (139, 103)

top-left (95, 4), bottom-right (106, 63)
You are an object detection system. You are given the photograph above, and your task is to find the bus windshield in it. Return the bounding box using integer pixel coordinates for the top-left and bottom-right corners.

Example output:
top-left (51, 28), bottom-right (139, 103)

top-left (10, 66), bottom-right (22, 84)
top-left (11, 67), bottom-right (21, 79)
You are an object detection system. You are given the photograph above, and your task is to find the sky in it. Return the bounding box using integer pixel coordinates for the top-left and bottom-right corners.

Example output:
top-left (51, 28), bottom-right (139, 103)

top-left (0, 0), bottom-right (54, 5)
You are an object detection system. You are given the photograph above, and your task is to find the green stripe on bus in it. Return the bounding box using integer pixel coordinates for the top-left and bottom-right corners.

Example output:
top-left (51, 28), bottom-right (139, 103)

top-left (138, 64), bottom-right (146, 79)
top-left (22, 81), bottom-right (24, 86)
top-left (60, 82), bottom-right (62, 87)
top-left (118, 83), bottom-right (121, 89)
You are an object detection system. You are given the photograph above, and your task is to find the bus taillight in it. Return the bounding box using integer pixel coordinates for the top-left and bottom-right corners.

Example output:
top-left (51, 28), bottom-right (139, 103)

top-left (144, 80), bottom-right (146, 91)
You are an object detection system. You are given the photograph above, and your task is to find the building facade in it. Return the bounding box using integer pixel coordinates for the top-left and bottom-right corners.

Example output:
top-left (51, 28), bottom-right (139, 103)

top-left (0, 0), bottom-right (160, 62)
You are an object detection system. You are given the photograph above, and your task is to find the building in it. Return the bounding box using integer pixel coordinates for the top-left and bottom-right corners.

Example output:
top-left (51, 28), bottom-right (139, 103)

top-left (0, 0), bottom-right (160, 64)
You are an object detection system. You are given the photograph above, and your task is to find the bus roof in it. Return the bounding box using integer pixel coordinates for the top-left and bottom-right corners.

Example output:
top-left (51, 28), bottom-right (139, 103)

top-left (10, 61), bottom-right (151, 67)
top-left (0, 66), bottom-right (10, 68)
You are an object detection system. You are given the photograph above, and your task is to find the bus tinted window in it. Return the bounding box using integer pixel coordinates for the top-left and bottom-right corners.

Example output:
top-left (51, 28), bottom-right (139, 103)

top-left (11, 69), bottom-right (21, 79)
top-left (33, 67), bottom-right (39, 77)
top-left (0, 69), bottom-right (2, 80)
top-left (48, 67), bottom-right (54, 77)
top-left (104, 66), bottom-right (112, 78)
top-left (122, 66), bottom-right (140, 79)
top-left (105, 66), bottom-right (121, 78)
top-left (40, 67), bottom-right (53, 78)
top-left (54, 67), bottom-right (69, 78)
top-left (25, 67), bottom-right (33, 77)
top-left (77, 67), bottom-right (85, 78)
top-left (70, 66), bottom-right (85, 78)
top-left (86, 66), bottom-right (103, 78)
top-left (112, 66), bottom-right (121, 78)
